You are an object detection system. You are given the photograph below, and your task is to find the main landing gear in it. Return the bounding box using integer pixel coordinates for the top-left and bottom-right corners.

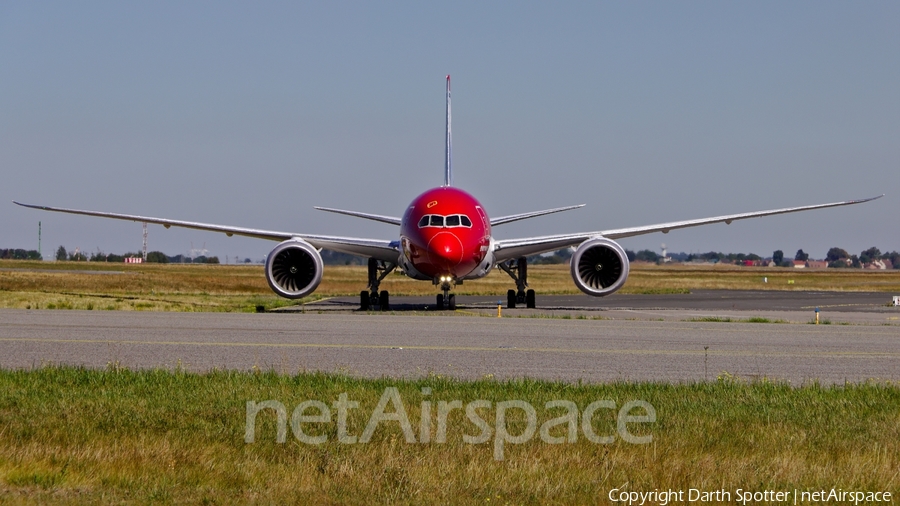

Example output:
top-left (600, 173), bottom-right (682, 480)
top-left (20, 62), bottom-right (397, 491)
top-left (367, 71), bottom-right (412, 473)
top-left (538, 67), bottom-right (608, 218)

top-left (360, 258), bottom-right (395, 311)
top-left (433, 275), bottom-right (457, 310)
top-left (498, 257), bottom-right (536, 309)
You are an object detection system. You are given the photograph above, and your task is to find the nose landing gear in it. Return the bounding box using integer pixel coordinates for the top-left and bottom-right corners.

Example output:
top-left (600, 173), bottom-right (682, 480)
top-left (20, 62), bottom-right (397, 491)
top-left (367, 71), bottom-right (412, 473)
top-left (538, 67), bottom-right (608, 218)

top-left (499, 257), bottom-right (536, 309)
top-left (360, 258), bottom-right (396, 311)
top-left (434, 276), bottom-right (457, 310)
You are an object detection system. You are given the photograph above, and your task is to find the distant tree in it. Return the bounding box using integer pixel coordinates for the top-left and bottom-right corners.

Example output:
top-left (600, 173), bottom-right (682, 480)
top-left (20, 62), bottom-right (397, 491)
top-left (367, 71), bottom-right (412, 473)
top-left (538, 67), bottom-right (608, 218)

top-left (320, 250), bottom-right (365, 265)
top-left (107, 254), bottom-right (125, 263)
top-left (885, 251), bottom-right (900, 269)
top-left (205, 256), bottom-right (220, 264)
top-left (794, 249), bottom-right (809, 261)
top-left (145, 251), bottom-right (169, 263)
top-left (859, 247), bottom-right (882, 265)
top-left (635, 250), bottom-right (660, 262)
top-left (694, 251), bottom-right (723, 262)
top-left (779, 260), bottom-right (793, 268)
top-left (772, 250), bottom-right (784, 265)
top-left (0, 249), bottom-right (39, 260)
top-left (555, 248), bottom-right (573, 261)
top-left (850, 254), bottom-right (861, 268)
top-left (529, 249), bottom-right (573, 265)
top-left (56, 245), bottom-right (68, 261)
top-left (68, 250), bottom-right (87, 261)
top-left (625, 250), bottom-right (636, 262)
top-left (826, 247), bottom-right (849, 263)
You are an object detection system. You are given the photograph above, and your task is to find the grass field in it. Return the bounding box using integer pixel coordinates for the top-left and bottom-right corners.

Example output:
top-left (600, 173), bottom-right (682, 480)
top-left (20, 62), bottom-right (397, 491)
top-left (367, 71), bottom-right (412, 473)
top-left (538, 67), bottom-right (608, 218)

top-left (0, 367), bottom-right (898, 504)
top-left (3, 265), bottom-right (899, 502)
top-left (2, 260), bottom-right (898, 312)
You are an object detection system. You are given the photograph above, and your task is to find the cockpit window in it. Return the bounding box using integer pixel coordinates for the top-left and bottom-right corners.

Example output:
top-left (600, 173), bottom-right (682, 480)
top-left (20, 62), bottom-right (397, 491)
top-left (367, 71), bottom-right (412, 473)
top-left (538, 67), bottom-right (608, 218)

top-left (448, 215), bottom-right (472, 228)
top-left (417, 214), bottom-right (474, 228)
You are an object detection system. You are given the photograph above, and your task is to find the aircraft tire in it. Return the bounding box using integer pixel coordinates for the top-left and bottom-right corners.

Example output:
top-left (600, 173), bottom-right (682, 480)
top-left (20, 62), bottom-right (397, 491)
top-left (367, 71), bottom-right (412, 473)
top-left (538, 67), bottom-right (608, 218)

top-left (379, 291), bottom-right (390, 311)
top-left (360, 290), bottom-right (370, 311)
top-left (448, 294), bottom-right (456, 310)
top-left (526, 289), bottom-right (535, 309)
top-left (507, 289), bottom-right (516, 309)
top-left (436, 294), bottom-right (444, 310)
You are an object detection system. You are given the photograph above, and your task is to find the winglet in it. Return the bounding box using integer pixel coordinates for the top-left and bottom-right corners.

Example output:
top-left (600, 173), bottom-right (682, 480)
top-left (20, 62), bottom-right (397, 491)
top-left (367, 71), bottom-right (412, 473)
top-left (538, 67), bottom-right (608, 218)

top-left (444, 75), bottom-right (452, 187)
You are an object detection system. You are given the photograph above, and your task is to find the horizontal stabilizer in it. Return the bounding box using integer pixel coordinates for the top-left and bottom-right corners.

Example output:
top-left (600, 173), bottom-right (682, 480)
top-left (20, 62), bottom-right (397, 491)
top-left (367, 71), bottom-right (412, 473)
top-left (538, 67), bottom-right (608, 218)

top-left (491, 204), bottom-right (585, 226)
top-left (314, 207), bottom-right (402, 226)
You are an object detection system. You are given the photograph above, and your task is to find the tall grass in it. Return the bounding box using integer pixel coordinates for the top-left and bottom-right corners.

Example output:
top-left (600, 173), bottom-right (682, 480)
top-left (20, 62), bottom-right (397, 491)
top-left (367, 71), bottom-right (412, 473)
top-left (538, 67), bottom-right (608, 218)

top-left (1, 367), bottom-right (898, 503)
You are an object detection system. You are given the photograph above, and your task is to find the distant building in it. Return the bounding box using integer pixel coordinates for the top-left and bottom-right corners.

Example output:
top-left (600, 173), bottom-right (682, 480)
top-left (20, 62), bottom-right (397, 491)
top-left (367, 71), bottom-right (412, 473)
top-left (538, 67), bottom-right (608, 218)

top-left (806, 260), bottom-right (827, 269)
top-left (792, 260), bottom-right (808, 268)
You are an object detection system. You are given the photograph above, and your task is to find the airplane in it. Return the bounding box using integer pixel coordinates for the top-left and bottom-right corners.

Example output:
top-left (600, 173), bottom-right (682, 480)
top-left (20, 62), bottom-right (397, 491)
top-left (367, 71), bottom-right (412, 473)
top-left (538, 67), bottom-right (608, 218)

top-left (15, 76), bottom-right (882, 311)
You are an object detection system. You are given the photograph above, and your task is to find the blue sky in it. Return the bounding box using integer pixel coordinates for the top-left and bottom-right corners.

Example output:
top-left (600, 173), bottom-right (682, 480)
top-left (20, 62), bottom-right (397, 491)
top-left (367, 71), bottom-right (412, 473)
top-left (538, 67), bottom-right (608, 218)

top-left (3, 1), bottom-right (897, 261)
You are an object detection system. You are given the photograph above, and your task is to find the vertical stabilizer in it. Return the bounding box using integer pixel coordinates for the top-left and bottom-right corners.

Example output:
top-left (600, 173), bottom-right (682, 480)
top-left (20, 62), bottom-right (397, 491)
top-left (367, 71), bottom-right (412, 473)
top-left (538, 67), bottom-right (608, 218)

top-left (444, 75), bottom-right (452, 187)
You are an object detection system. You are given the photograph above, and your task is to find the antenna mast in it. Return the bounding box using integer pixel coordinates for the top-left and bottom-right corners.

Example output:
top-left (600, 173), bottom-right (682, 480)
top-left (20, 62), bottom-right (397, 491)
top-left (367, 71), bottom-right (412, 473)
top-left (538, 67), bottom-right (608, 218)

top-left (142, 222), bottom-right (148, 261)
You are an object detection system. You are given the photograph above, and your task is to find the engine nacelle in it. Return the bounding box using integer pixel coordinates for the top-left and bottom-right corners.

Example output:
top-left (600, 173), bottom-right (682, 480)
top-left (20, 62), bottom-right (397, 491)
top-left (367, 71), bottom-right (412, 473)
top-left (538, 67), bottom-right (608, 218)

top-left (570, 237), bottom-right (630, 297)
top-left (265, 239), bottom-right (323, 299)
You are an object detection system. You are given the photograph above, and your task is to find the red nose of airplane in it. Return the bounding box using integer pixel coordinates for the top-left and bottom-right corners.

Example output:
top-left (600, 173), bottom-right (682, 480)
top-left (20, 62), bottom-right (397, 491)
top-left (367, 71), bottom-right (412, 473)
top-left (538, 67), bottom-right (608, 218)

top-left (427, 232), bottom-right (464, 268)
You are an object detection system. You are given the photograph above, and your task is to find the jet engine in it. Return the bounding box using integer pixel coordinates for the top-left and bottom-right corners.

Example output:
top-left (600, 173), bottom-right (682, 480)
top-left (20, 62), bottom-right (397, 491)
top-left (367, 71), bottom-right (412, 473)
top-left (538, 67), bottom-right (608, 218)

top-left (570, 237), bottom-right (630, 296)
top-left (265, 239), bottom-right (324, 299)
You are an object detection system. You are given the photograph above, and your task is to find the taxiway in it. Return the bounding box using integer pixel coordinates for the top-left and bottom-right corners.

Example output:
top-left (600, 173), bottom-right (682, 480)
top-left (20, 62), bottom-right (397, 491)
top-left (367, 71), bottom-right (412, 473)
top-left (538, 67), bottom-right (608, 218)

top-left (1, 291), bottom-right (897, 384)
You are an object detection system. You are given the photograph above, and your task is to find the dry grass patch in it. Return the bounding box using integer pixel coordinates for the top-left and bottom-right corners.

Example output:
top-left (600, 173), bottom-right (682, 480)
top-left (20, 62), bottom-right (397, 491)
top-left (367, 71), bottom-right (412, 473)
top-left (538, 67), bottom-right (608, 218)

top-left (2, 260), bottom-right (898, 312)
top-left (625, 263), bottom-right (900, 293)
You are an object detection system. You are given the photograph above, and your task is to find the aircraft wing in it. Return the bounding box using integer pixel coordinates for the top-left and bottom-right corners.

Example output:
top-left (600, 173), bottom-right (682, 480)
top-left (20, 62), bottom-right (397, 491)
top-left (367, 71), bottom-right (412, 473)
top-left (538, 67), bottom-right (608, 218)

top-left (12, 201), bottom-right (400, 263)
top-left (492, 195), bottom-right (883, 263)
